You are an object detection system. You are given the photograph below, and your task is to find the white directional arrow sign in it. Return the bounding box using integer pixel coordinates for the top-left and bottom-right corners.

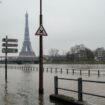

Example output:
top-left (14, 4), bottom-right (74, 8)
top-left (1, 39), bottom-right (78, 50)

top-left (35, 25), bottom-right (47, 36)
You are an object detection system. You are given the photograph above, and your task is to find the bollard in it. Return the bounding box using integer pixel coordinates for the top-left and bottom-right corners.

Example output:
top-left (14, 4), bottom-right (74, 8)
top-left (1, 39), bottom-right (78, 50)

top-left (37, 67), bottom-right (38, 71)
top-left (72, 69), bottom-right (74, 75)
top-left (98, 70), bottom-right (100, 77)
top-left (51, 68), bottom-right (52, 73)
top-left (80, 70), bottom-right (82, 75)
top-left (54, 76), bottom-right (58, 95)
top-left (43, 68), bottom-right (44, 72)
top-left (78, 78), bottom-right (83, 101)
top-left (47, 68), bottom-right (48, 72)
top-left (67, 69), bottom-right (68, 74)
top-left (55, 68), bottom-right (57, 73)
top-left (88, 70), bottom-right (90, 76)
top-left (61, 68), bottom-right (62, 74)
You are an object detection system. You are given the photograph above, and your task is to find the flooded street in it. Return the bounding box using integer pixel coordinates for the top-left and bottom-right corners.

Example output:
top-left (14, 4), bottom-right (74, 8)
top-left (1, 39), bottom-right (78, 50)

top-left (0, 64), bottom-right (105, 105)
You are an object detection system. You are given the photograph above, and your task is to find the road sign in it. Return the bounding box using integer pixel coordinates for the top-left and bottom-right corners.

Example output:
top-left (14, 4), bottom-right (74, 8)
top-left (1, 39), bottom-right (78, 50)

top-left (2, 43), bottom-right (18, 47)
top-left (2, 36), bottom-right (18, 83)
top-left (35, 25), bottom-right (47, 36)
top-left (2, 38), bottom-right (18, 42)
top-left (2, 48), bottom-right (18, 53)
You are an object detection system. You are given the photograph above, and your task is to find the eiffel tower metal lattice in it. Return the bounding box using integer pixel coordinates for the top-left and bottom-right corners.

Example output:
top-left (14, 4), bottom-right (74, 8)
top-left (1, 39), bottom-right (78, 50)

top-left (19, 12), bottom-right (35, 58)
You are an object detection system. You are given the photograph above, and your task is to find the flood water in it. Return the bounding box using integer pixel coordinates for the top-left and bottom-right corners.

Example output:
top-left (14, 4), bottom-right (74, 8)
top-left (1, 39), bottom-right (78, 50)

top-left (0, 64), bottom-right (105, 105)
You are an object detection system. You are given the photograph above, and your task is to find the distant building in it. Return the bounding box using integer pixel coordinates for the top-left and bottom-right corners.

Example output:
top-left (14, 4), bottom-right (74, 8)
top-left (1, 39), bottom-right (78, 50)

top-left (70, 44), bottom-right (87, 61)
top-left (94, 47), bottom-right (105, 61)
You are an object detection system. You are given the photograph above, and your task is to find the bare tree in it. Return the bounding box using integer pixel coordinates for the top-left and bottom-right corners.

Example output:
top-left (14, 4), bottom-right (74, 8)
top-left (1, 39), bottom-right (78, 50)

top-left (49, 48), bottom-right (59, 57)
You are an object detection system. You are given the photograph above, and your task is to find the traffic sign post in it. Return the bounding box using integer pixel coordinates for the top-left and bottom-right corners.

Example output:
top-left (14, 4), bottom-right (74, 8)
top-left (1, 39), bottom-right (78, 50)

top-left (35, 0), bottom-right (47, 94)
top-left (2, 36), bottom-right (18, 83)
top-left (35, 25), bottom-right (47, 36)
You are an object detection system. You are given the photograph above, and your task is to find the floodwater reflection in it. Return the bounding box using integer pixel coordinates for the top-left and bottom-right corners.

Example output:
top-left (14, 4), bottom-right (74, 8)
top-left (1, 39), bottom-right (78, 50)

top-left (38, 94), bottom-right (44, 105)
top-left (4, 82), bottom-right (8, 105)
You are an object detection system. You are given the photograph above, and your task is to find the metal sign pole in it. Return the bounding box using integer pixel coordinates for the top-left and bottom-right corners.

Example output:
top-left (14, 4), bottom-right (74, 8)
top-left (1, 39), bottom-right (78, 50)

top-left (35, 0), bottom-right (47, 94)
top-left (5, 36), bottom-right (8, 83)
top-left (2, 36), bottom-right (18, 83)
top-left (39, 0), bottom-right (43, 94)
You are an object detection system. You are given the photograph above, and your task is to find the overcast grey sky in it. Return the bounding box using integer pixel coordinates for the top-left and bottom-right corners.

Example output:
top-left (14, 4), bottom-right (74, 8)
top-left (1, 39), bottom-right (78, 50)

top-left (0, 0), bottom-right (105, 56)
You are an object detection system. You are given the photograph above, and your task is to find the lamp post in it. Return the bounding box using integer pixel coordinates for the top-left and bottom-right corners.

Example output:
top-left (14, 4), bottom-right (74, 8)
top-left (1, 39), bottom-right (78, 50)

top-left (35, 0), bottom-right (47, 94)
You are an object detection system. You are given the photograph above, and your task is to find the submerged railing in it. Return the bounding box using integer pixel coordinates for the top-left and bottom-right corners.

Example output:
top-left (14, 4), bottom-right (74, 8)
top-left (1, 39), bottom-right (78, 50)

top-left (0, 65), bottom-right (105, 76)
top-left (54, 76), bottom-right (105, 101)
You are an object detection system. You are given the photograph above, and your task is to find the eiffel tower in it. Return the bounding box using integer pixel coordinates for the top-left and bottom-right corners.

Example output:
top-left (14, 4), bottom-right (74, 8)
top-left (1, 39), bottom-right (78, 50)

top-left (19, 12), bottom-right (35, 61)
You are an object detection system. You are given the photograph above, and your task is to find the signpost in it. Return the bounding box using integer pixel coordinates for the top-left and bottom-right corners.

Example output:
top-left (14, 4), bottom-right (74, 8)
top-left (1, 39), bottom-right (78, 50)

top-left (2, 48), bottom-right (18, 53)
top-left (2, 43), bottom-right (18, 47)
top-left (2, 38), bottom-right (18, 42)
top-left (35, 0), bottom-right (47, 94)
top-left (36, 25), bottom-right (47, 36)
top-left (2, 36), bottom-right (18, 82)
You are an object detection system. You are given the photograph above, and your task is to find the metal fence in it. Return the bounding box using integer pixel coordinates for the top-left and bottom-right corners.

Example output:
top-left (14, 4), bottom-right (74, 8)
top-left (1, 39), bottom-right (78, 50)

top-left (44, 68), bottom-right (105, 77)
top-left (0, 65), bottom-right (105, 76)
top-left (54, 76), bottom-right (105, 101)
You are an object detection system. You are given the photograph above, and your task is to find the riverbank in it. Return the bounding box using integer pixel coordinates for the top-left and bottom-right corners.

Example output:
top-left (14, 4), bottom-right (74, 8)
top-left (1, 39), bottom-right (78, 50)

top-left (45, 61), bottom-right (105, 64)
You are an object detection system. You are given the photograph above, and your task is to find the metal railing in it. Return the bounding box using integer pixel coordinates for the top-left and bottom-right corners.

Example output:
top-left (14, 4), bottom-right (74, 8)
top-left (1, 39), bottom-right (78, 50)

top-left (0, 65), bottom-right (105, 76)
top-left (44, 67), bottom-right (105, 77)
top-left (54, 76), bottom-right (105, 101)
